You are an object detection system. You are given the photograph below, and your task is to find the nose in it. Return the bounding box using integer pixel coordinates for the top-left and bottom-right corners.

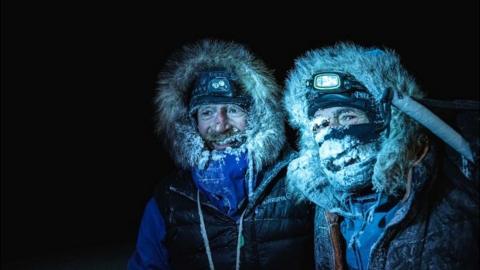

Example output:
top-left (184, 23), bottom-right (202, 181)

top-left (328, 117), bottom-right (341, 128)
top-left (312, 118), bottom-right (340, 133)
top-left (214, 109), bottom-right (231, 132)
top-left (313, 119), bottom-right (329, 133)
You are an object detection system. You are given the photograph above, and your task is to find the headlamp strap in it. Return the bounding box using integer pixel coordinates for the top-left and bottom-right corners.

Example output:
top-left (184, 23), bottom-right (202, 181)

top-left (379, 88), bottom-right (393, 137)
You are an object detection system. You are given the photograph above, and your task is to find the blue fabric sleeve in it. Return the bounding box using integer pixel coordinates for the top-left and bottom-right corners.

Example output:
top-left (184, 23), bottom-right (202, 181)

top-left (128, 198), bottom-right (170, 270)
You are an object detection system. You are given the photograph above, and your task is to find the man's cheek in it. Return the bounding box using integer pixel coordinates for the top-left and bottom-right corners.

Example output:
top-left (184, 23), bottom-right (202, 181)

top-left (197, 122), bottom-right (213, 138)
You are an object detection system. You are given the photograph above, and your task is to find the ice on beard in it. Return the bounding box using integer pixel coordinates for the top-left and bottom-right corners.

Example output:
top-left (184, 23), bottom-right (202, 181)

top-left (210, 143), bottom-right (247, 164)
top-left (319, 139), bottom-right (378, 190)
top-left (318, 135), bottom-right (359, 160)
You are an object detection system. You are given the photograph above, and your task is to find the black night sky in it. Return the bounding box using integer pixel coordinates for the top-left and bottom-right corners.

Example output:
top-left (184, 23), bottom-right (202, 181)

top-left (2, 1), bottom-right (478, 268)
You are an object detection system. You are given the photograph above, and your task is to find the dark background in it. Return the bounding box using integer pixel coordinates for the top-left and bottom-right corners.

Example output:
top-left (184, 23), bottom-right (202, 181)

top-left (2, 1), bottom-right (478, 268)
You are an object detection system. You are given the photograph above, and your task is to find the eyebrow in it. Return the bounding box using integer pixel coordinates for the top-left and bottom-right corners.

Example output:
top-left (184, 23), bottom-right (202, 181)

top-left (198, 105), bottom-right (215, 111)
top-left (314, 108), bottom-right (359, 118)
top-left (335, 108), bottom-right (358, 115)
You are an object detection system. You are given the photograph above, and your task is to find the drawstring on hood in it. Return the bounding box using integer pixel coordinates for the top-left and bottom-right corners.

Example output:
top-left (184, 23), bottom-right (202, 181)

top-left (197, 190), bottom-right (215, 270)
top-left (197, 190), bottom-right (247, 270)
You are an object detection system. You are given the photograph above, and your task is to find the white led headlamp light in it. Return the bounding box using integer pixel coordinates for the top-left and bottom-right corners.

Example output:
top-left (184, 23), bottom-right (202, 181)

top-left (307, 72), bottom-right (368, 93)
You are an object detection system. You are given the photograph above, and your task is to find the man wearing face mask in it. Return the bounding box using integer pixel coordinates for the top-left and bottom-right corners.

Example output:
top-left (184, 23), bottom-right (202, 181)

top-left (284, 43), bottom-right (479, 269)
top-left (128, 39), bottom-right (313, 270)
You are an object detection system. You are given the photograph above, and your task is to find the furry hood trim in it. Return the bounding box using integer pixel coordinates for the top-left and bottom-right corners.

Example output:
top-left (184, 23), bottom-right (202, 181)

top-left (155, 39), bottom-right (285, 171)
top-left (284, 42), bottom-right (428, 207)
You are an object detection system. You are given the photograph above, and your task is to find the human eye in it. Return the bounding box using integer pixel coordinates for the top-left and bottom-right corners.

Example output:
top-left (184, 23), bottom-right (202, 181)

top-left (227, 105), bottom-right (245, 116)
top-left (338, 111), bottom-right (359, 125)
top-left (339, 114), bottom-right (357, 122)
top-left (198, 108), bottom-right (214, 119)
top-left (338, 109), bottom-right (369, 125)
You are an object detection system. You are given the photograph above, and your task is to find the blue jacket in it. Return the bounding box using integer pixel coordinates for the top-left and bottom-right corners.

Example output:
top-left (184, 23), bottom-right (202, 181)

top-left (128, 198), bottom-right (170, 270)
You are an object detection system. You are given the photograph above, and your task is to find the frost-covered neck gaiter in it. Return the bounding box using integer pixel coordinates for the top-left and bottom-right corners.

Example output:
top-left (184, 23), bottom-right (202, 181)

top-left (192, 150), bottom-right (249, 217)
top-left (314, 123), bottom-right (380, 192)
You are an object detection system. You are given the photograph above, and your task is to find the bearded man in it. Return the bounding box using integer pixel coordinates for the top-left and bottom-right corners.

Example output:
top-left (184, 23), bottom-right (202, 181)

top-left (128, 39), bottom-right (314, 270)
top-left (284, 43), bottom-right (479, 269)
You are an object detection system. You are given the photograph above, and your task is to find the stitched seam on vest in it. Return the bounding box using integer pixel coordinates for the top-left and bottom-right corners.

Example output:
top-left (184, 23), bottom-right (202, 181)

top-left (169, 186), bottom-right (218, 209)
top-left (169, 186), bottom-right (238, 223)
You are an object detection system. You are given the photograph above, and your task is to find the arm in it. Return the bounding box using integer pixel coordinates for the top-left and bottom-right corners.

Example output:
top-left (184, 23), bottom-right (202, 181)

top-left (128, 198), bottom-right (170, 270)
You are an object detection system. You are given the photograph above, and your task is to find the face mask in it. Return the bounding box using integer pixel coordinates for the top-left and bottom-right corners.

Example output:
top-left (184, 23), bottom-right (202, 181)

top-left (314, 123), bottom-right (380, 192)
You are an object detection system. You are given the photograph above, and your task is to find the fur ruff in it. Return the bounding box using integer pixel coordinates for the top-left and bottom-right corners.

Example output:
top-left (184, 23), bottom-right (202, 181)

top-left (284, 42), bottom-right (428, 210)
top-left (155, 39), bottom-right (286, 172)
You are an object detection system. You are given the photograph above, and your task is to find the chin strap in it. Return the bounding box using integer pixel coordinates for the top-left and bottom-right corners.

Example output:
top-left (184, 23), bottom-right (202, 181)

top-left (378, 87), bottom-right (393, 136)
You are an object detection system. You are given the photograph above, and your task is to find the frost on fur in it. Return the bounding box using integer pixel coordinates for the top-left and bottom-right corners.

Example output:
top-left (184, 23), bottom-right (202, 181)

top-left (284, 42), bottom-right (428, 208)
top-left (155, 39), bottom-right (286, 173)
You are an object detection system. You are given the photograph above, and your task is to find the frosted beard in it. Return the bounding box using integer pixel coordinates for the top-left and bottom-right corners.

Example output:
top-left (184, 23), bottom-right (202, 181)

top-left (196, 126), bottom-right (249, 170)
top-left (204, 127), bottom-right (247, 150)
top-left (313, 122), bottom-right (380, 192)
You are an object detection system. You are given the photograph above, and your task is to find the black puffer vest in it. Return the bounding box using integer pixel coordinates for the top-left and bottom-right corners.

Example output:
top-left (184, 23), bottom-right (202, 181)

top-left (154, 147), bottom-right (314, 270)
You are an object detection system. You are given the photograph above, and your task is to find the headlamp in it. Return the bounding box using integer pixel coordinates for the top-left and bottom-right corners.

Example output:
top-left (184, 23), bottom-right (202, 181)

top-left (307, 72), bottom-right (367, 93)
top-left (189, 68), bottom-right (251, 111)
top-left (313, 73), bottom-right (341, 89)
top-left (305, 71), bottom-right (377, 121)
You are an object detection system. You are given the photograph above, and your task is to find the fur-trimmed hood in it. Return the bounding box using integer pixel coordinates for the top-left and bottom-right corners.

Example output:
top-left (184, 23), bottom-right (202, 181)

top-left (284, 42), bottom-right (428, 208)
top-left (155, 39), bottom-right (285, 172)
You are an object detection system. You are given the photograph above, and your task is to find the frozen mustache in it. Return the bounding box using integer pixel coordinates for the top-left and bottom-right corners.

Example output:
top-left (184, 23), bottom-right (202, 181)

top-left (205, 128), bottom-right (246, 144)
